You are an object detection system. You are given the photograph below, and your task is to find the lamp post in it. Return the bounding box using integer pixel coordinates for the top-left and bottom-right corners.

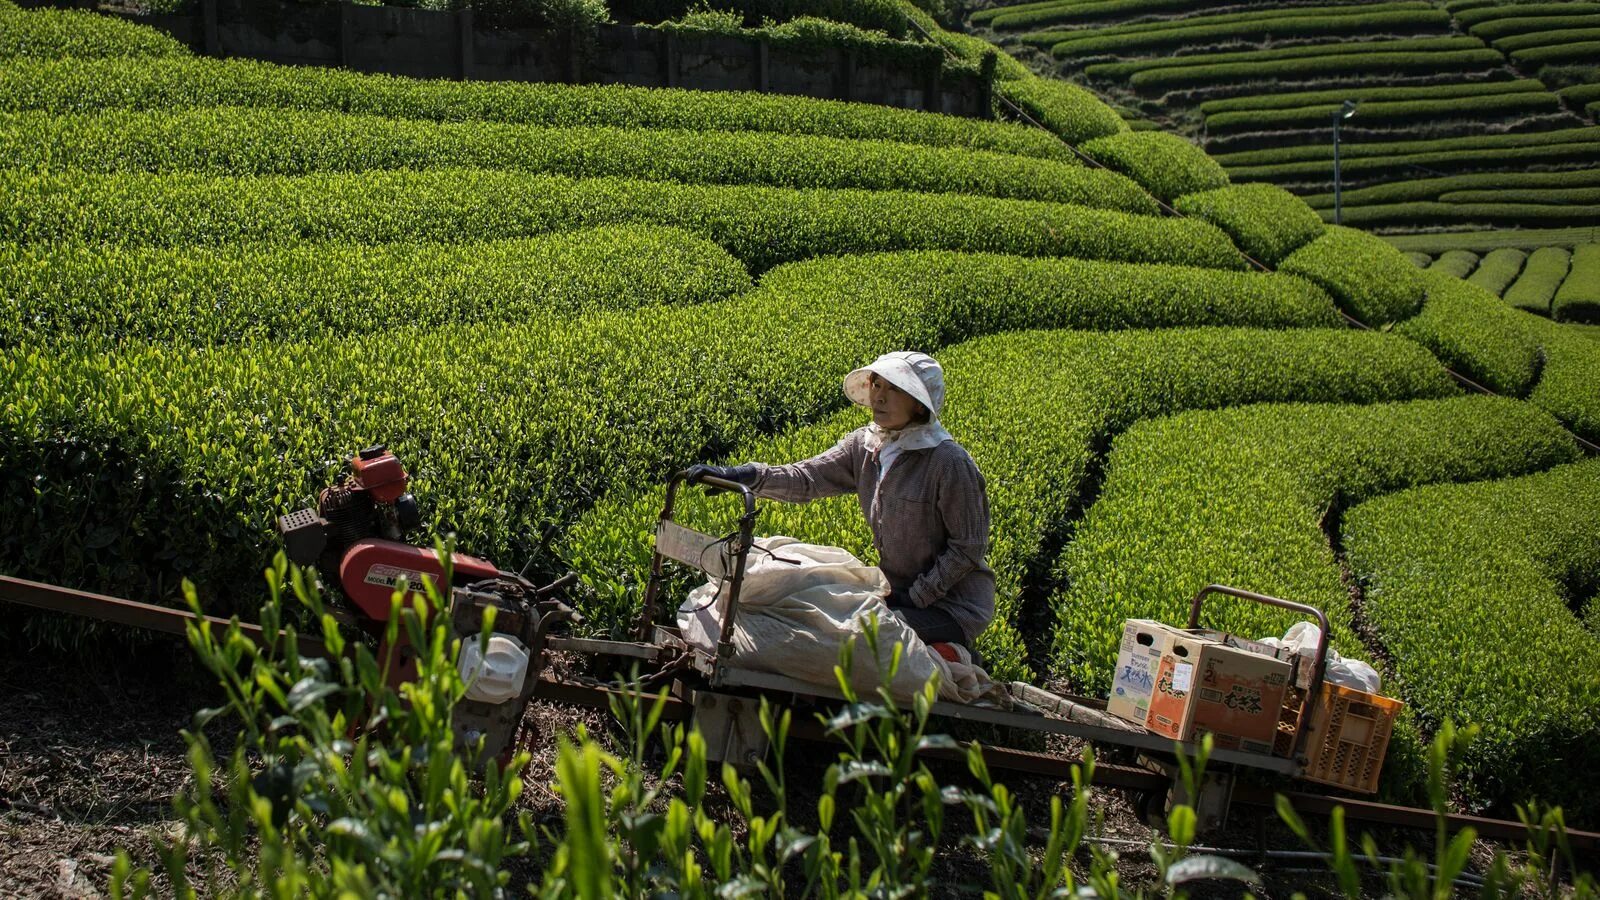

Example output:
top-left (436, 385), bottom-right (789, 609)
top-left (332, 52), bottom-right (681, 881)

top-left (1333, 99), bottom-right (1358, 226)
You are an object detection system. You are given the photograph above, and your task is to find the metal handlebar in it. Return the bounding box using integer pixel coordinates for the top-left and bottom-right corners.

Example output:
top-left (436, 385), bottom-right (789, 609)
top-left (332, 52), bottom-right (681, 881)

top-left (1186, 584), bottom-right (1330, 764)
top-left (634, 470), bottom-right (761, 646)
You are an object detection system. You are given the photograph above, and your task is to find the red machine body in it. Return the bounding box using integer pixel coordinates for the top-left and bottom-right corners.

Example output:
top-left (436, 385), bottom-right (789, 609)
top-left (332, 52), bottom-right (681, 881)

top-left (338, 539), bottom-right (502, 621)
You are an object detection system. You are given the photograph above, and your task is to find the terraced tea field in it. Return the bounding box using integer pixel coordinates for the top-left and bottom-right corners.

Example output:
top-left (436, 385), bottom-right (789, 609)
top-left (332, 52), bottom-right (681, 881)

top-left (2, 0), bottom-right (1598, 837)
top-left (966, 0), bottom-right (1600, 233)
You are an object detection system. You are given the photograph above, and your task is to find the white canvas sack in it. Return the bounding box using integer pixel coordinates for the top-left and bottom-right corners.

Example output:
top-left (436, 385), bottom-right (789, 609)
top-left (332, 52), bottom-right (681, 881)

top-left (677, 536), bottom-right (1006, 706)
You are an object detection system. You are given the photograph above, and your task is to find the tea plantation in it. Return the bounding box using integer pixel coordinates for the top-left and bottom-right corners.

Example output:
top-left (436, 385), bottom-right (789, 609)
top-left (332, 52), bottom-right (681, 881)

top-left (2, 0), bottom-right (1598, 824)
top-left (967, 0), bottom-right (1600, 233)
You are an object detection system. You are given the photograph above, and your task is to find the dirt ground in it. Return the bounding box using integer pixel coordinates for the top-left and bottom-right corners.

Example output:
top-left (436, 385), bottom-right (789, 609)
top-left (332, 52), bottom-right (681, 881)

top-left (0, 633), bottom-right (1516, 899)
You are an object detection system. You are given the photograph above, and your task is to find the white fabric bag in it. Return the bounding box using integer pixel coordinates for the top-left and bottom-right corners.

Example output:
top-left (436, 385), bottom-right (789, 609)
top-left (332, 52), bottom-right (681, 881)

top-left (1257, 622), bottom-right (1381, 693)
top-left (677, 536), bottom-right (1005, 706)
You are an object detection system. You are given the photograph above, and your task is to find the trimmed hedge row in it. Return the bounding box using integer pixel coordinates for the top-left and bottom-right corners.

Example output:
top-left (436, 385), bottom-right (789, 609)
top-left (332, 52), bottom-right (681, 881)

top-left (1405, 251), bottom-right (1433, 268)
top-left (1125, 49), bottom-right (1504, 92)
top-left (1084, 36), bottom-right (1486, 79)
top-left (1173, 183), bottom-right (1325, 265)
top-left (1465, 247), bottom-right (1526, 295)
top-left (1527, 312), bottom-right (1600, 439)
top-left (0, 7), bottom-right (188, 60)
top-left (1216, 124), bottom-right (1593, 166)
top-left (1396, 271), bottom-right (1541, 395)
top-left (1383, 226), bottom-right (1598, 255)
top-left (1562, 82), bottom-right (1600, 105)
top-left (1511, 39), bottom-right (1600, 64)
top-left (1204, 92), bottom-right (1563, 134)
top-left (0, 170), bottom-right (1242, 273)
top-left (1079, 131), bottom-right (1229, 202)
top-left (1302, 168), bottom-right (1600, 207)
top-left (1427, 249), bottom-right (1480, 279)
top-left (1048, 395), bottom-right (1579, 699)
top-left (1473, 13), bottom-right (1600, 39)
top-left (1504, 246), bottom-right (1572, 313)
top-left (1046, 9), bottom-right (1451, 59)
top-left (0, 249), bottom-right (1338, 613)
top-left (1198, 78), bottom-right (1547, 113)
top-left (1456, 2), bottom-right (1600, 28)
top-left (986, 0), bottom-right (1378, 31)
top-left (1553, 243), bottom-right (1600, 321)
top-left (1343, 458), bottom-right (1600, 815)
top-left (1321, 202), bottom-right (1600, 230)
top-left (0, 227), bottom-right (753, 348)
top-left (1442, 187), bottom-right (1600, 204)
top-left (1218, 125), bottom-right (1600, 166)
top-left (997, 77), bottom-right (1130, 144)
top-left (1280, 226), bottom-right (1426, 324)
top-left (564, 326), bottom-right (1454, 681)
top-left (0, 108), bottom-right (1157, 210)
top-left (0, 57), bottom-right (1073, 162)
top-left (1022, 0), bottom-right (1433, 42)
top-left (1492, 24), bottom-right (1600, 51)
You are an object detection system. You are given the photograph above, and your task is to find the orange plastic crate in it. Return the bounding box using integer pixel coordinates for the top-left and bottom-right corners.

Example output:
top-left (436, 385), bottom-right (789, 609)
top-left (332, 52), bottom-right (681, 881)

top-left (1292, 682), bottom-right (1404, 794)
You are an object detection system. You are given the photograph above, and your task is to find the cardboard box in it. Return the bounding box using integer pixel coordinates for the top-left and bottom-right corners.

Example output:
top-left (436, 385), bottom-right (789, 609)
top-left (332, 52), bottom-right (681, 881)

top-left (1145, 635), bottom-right (1292, 755)
top-left (1108, 620), bottom-right (1185, 725)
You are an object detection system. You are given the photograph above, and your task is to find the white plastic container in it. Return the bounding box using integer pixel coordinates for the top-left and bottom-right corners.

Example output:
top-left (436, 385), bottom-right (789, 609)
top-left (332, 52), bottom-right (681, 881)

top-left (458, 634), bottom-right (530, 704)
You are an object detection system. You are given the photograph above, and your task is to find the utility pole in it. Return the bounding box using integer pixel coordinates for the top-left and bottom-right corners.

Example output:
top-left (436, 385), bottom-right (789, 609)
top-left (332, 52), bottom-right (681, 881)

top-left (1333, 99), bottom-right (1358, 226)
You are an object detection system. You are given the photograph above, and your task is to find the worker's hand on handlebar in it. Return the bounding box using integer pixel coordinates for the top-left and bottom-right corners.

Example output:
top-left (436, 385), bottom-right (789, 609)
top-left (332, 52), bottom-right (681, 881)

top-left (686, 463), bottom-right (759, 494)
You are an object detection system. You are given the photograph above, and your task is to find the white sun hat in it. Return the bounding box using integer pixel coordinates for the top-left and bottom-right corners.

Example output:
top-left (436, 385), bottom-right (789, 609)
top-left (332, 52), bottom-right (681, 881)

top-left (843, 351), bottom-right (945, 418)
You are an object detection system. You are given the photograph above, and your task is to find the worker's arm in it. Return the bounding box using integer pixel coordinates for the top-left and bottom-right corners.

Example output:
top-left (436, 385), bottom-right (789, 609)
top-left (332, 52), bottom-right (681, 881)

top-left (751, 430), bottom-right (864, 503)
top-left (906, 454), bottom-right (990, 610)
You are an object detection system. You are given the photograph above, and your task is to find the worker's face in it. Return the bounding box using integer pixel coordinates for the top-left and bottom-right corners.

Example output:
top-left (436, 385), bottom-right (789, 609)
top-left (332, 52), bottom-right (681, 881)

top-left (869, 373), bottom-right (923, 430)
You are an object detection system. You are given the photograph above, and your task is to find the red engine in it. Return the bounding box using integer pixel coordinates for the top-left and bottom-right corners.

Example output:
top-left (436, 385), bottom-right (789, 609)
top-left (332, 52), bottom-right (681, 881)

top-left (276, 445), bottom-right (505, 620)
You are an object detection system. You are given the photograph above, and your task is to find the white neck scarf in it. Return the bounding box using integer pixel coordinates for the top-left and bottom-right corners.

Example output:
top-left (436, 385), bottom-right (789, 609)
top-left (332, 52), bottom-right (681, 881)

top-left (866, 420), bottom-right (953, 490)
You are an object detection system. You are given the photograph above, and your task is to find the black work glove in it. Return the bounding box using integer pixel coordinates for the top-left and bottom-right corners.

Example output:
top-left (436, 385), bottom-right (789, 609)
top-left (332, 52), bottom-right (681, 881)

top-left (686, 463), bottom-right (759, 494)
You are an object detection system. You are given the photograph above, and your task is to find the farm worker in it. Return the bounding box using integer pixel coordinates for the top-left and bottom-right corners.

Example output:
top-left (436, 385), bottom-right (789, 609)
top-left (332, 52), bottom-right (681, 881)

top-left (687, 351), bottom-right (995, 663)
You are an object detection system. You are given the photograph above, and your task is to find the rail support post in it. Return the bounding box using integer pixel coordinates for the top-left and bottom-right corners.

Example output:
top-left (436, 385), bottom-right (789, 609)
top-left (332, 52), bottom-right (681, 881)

top-left (1138, 754), bottom-right (1236, 835)
top-left (692, 690), bottom-right (768, 770)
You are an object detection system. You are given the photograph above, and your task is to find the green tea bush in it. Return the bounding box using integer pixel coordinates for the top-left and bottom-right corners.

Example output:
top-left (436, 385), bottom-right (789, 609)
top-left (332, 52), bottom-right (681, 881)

top-left (1085, 35), bottom-right (1482, 80)
top-left (1204, 93), bottom-right (1563, 134)
top-left (1046, 9), bottom-right (1449, 58)
top-left (1458, 3), bottom-right (1600, 28)
top-left (1512, 39), bottom-right (1600, 64)
top-left (0, 227), bottom-right (752, 348)
top-left (997, 0), bottom-right (1397, 33)
top-left (1493, 25), bottom-right (1600, 51)
top-left (1523, 315), bottom-right (1600, 441)
top-left (1173, 183), bottom-right (1325, 265)
top-left (997, 77), bottom-right (1129, 143)
top-left (1280, 226), bottom-right (1426, 324)
top-left (1049, 395), bottom-right (1579, 696)
top-left (1080, 131), bottom-right (1229, 203)
top-left (1561, 81), bottom-right (1600, 104)
top-left (1127, 48), bottom-right (1503, 91)
top-left (0, 170), bottom-right (1244, 273)
top-left (0, 250), bottom-right (1320, 615)
top-left (1300, 168), bottom-right (1600, 208)
top-left (1343, 458), bottom-right (1600, 815)
top-left (0, 7), bottom-right (189, 60)
top-left (1406, 251), bottom-right (1433, 268)
top-left (1465, 247), bottom-right (1526, 296)
top-left (1327, 202), bottom-right (1600, 230)
top-left (1395, 271), bottom-right (1541, 396)
top-left (1217, 126), bottom-right (1600, 167)
top-left (1503, 246), bottom-right (1572, 313)
top-left (564, 326), bottom-right (1445, 679)
top-left (1198, 78), bottom-right (1547, 114)
top-left (0, 107), bottom-right (1150, 209)
top-left (1552, 243), bottom-right (1600, 321)
top-left (0, 56), bottom-right (1072, 161)
top-left (1427, 249), bottom-right (1481, 280)
top-left (1444, 187), bottom-right (1600, 204)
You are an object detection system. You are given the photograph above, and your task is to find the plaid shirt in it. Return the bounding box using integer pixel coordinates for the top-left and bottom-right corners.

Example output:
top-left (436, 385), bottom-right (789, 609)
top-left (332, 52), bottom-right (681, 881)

top-left (751, 426), bottom-right (996, 644)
